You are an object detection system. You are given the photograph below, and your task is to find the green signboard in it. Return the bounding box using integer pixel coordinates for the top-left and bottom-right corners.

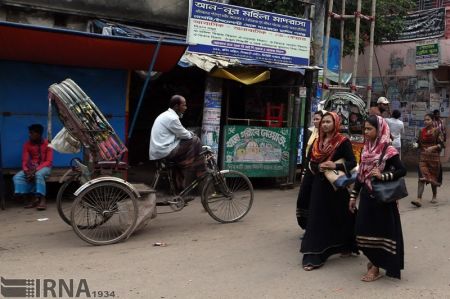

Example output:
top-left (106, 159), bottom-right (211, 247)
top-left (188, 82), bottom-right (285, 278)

top-left (416, 41), bottom-right (439, 70)
top-left (223, 126), bottom-right (292, 177)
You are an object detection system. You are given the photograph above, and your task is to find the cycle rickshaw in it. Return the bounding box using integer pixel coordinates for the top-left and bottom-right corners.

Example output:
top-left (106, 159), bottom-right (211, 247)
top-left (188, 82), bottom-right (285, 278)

top-left (49, 79), bottom-right (254, 246)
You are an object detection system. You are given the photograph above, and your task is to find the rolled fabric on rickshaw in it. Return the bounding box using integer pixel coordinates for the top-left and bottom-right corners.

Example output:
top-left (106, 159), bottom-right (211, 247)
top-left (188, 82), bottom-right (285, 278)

top-left (48, 79), bottom-right (128, 161)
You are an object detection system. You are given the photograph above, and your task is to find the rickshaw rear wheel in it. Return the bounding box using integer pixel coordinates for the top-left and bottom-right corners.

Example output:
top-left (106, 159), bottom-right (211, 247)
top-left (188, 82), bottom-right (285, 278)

top-left (56, 175), bottom-right (81, 226)
top-left (71, 181), bottom-right (138, 246)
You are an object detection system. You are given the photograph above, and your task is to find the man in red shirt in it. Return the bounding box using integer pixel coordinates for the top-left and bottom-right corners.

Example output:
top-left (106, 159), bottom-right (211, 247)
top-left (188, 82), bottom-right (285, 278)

top-left (13, 124), bottom-right (53, 210)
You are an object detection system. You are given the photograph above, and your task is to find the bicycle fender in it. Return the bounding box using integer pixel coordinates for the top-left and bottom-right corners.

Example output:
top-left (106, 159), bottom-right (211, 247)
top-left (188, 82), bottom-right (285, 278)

top-left (59, 169), bottom-right (76, 183)
top-left (73, 176), bottom-right (141, 198)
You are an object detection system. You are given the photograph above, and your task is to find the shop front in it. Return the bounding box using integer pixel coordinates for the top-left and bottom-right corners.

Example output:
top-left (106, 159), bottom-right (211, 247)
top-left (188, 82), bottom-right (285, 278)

top-left (185, 0), bottom-right (315, 183)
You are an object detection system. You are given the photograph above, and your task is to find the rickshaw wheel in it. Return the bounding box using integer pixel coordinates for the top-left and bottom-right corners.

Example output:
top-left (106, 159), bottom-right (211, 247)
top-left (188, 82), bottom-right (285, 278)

top-left (201, 170), bottom-right (254, 223)
top-left (71, 181), bottom-right (138, 246)
top-left (56, 175), bottom-right (81, 226)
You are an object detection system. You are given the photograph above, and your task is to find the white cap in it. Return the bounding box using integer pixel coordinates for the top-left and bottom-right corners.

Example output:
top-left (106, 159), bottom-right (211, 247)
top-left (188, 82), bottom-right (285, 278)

top-left (377, 97), bottom-right (389, 104)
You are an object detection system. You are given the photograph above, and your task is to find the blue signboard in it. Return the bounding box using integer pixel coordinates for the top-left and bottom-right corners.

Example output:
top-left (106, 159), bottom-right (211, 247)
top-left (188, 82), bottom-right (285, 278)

top-left (187, 0), bottom-right (311, 66)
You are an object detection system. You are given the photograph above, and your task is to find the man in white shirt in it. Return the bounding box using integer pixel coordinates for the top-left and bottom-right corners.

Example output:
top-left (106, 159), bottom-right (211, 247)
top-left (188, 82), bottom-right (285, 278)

top-left (149, 95), bottom-right (205, 189)
top-left (386, 109), bottom-right (405, 158)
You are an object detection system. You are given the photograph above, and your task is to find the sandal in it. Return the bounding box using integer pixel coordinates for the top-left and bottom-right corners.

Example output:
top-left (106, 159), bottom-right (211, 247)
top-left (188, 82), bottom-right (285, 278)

top-left (36, 204), bottom-right (47, 211)
top-left (24, 199), bottom-right (39, 209)
top-left (430, 198), bottom-right (438, 204)
top-left (411, 200), bottom-right (422, 207)
top-left (361, 272), bottom-right (383, 282)
top-left (36, 197), bottom-right (47, 211)
top-left (303, 265), bottom-right (316, 271)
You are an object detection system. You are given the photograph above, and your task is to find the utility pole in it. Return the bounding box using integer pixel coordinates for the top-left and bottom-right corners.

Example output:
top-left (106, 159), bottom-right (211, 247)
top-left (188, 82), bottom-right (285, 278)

top-left (312, 0), bottom-right (326, 66)
top-left (366, 0), bottom-right (376, 109)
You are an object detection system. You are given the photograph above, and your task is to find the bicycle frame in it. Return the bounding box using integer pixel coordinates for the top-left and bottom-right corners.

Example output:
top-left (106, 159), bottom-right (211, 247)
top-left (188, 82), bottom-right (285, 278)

top-left (151, 150), bottom-right (229, 203)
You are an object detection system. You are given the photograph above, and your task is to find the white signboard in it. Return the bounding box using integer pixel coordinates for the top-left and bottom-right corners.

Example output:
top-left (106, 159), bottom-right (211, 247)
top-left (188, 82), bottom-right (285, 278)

top-left (187, 0), bottom-right (311, 66)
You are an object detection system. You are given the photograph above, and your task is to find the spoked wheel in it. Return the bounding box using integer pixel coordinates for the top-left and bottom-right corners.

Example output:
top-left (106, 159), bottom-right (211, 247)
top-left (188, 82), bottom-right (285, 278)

top-left (71, 181), bottom-right (138, 245)
top-left (201, 170), bottom-right (253, 223)
top-left (56, 175), bottom-right (81, 226)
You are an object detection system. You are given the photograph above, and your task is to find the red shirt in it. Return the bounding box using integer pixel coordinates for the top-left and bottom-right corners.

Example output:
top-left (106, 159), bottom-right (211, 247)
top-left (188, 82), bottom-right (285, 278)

top-left (22, 139), bottom-right (53, 171)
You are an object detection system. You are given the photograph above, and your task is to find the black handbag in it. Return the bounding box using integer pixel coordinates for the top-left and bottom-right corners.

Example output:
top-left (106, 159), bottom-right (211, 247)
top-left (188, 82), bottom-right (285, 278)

top-left (371, 177), bottom-right (408, 203)
top-left (371, 144), bottom-right (408, 203)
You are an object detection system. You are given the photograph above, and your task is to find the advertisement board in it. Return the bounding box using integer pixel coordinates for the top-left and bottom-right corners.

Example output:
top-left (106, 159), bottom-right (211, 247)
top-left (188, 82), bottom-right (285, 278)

top-left (383, 8), bottom-right (445, 42)
top-left (416, 40), bottom-right (439, 70)
top-left (224, 126), bottom-right (291, 177)
top-left (187, 0), bottom-right (311, 66)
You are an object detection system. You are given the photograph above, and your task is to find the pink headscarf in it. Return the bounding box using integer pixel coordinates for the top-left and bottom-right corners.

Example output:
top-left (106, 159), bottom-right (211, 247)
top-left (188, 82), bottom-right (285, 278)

top-left (358, 116), bottom-right (398, 190)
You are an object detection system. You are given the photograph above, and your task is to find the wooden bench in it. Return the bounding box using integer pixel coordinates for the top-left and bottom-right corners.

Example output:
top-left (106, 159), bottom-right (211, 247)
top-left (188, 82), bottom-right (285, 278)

top-left (0, 167), bottom-right (70, 210)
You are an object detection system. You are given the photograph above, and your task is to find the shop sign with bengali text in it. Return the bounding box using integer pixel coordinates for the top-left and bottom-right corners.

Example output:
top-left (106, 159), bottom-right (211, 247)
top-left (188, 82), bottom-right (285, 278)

top-left (224, 126), bottom-right (291, 177)
top-left (187, 0), bottom-right (311, 66)
top-left (383, 8), bottom-right (445, 42)
top-left (416, 40), bottom-right (439, 70)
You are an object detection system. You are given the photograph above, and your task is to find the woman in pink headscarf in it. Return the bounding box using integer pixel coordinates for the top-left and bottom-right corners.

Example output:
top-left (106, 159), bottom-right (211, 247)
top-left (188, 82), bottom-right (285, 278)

top-left (349, 115), bottom-right (406, 281)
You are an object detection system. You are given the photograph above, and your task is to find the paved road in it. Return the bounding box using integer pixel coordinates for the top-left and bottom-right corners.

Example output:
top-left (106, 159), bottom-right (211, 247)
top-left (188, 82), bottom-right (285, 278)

top-left (1, 173), bottom-right (450, 298)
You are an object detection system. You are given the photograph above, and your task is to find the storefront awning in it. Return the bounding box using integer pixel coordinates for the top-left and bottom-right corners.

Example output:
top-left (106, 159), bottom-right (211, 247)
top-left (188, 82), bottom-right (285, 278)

top-left (0, 21), bottom-right (187, 71)
top-left (326, 70), bottom-right (352, 84)
top-left (211, 68), bottom-right (270, 85)
top-left (179, 52), bottom-right (320, 74)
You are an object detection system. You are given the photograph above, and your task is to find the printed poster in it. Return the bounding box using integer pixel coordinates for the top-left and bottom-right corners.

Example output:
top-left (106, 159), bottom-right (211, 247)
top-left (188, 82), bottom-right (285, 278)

top-left (224, 126), bottom-right (291, 177)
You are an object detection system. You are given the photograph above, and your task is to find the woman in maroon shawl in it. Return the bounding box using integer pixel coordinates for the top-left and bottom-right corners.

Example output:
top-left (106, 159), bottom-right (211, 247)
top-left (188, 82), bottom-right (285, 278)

top-left (412, 113), bottom-right (445, 207)
top-left (350, 115), bottom-right (406, 281)
top-left (300, 112), bottom-right (357, 271)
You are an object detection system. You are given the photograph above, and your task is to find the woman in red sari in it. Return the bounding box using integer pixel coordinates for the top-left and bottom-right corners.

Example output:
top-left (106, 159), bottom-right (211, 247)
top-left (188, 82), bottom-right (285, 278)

top-left (300, 112), bottom-right (357, 271)
top-left (411, 113), bottom-right (445, 207)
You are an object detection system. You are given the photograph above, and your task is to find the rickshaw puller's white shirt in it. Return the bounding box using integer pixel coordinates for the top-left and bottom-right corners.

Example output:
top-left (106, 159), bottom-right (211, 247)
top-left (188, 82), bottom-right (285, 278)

top-left (149, 108), bottom-right (192, 160)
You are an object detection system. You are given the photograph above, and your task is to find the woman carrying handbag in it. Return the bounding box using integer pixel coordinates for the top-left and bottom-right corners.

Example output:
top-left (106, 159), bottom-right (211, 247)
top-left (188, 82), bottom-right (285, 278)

top-left (349, 115), bottom-right (407, 281)
top-left (300, 112), bottom-right (358, 271)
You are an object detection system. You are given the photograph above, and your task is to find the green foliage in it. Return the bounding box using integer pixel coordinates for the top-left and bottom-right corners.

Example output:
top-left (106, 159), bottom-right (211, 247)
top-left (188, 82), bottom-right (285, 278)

top-left (230, 0), bottom-right (416, 56)
top-left (332, 0), bottom-right (415, 56)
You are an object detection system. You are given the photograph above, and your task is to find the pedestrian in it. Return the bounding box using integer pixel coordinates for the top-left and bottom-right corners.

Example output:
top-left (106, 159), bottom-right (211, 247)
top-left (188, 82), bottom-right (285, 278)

top-left (149, 95), bottom-right (205, 190)
top-left (369, 97), bottom-right (390, 117)
top-left (300, 111), bottom-right (358, 271)
top-left (296, 110), bottom-right (324, 230)
top-left (411, 113), bottom-right (445, 207)
top-left (386, 109), bottom-right (405, 158)
top-left (13, 124), bottom-right (53, 210)
top-left (349, 115), bottom-right (406, 281)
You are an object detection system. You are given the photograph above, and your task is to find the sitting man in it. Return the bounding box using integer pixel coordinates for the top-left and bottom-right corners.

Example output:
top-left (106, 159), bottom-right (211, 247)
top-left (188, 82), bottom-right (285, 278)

top-left (13, 124), bottom-right (53, 210)
top-left (149, 95), bottom-right (205, 190)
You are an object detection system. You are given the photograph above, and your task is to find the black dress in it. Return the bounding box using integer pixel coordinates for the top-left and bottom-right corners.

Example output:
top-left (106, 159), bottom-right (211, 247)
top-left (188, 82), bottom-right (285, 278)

top-left (353, 154), bottom-right (406, 279)
top-left (300, 139), bottom-right (358, 267)
top-left (296, 169), bottom-right (313, 229)
top-left (296, 129), bottom-right (314, 229)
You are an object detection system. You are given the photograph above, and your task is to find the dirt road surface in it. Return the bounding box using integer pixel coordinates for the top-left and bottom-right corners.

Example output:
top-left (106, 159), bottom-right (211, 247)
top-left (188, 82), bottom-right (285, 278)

top-left (1, 173), bottom-right (450, 298)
